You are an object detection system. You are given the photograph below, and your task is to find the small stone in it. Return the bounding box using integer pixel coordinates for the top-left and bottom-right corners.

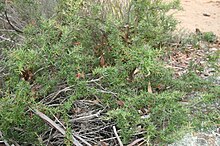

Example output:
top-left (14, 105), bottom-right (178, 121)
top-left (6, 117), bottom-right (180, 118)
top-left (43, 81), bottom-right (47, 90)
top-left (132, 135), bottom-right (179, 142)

top-left (203, 13), bottom-right (211, 17)
top-left (200, 61), bottom-right (206, 65)
top-left (209, 48), bottom-right (218, 51)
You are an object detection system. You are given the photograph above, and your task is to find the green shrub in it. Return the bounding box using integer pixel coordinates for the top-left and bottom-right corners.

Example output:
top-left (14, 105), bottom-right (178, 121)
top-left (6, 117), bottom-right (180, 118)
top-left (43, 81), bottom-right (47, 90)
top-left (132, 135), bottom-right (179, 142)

top-left (0, 81), bottom-right (47, 145)
top-left (202, 32), bottom-right (218, 43)
top-left (108, 91), bottom-right (189, 143)
top-left (1, 0), bottom-right (219, 145)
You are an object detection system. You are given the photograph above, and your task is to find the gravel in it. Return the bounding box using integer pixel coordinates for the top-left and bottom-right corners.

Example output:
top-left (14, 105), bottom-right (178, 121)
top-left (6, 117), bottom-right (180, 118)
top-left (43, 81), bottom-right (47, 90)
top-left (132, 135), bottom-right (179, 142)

top-left (169, 131), bottom-right (220, 146)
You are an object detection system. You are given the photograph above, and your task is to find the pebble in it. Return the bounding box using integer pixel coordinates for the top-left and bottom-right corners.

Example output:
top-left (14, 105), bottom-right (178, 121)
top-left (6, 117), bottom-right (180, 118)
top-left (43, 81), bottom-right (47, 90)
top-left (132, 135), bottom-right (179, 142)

top-left (210, 48), bottom-right (218, 51)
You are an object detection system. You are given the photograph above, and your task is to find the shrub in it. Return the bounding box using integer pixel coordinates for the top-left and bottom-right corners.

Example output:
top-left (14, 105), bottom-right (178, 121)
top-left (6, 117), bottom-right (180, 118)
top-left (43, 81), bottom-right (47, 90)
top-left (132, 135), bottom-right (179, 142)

top-left (2, 0), bottom-right (218, 145)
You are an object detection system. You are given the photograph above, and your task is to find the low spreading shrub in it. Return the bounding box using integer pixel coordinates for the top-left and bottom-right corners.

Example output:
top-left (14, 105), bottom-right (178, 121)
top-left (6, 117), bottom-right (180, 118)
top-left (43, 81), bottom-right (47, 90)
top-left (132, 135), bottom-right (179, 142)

top-left (0, 0), bottom-right (219, 145)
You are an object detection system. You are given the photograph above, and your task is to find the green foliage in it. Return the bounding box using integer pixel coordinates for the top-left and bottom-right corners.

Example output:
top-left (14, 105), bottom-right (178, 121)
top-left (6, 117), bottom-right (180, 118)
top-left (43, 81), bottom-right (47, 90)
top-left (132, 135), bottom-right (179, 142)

top-left (190, 92), bottom-right (220, 131)
top-left (0, 0), bottom-right (219, 145)
top-left (0, 81), bottom-right (47, 145)
top-left (0, 1), bottom-right (4, 11)
top-left (202, 32), bottom-right (218, 43)
top-left (108, 91), bottom-right (189, 143)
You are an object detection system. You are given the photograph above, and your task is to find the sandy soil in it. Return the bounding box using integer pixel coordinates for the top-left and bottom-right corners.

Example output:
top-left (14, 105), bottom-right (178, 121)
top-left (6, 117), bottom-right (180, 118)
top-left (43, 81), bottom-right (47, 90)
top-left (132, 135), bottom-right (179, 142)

top-left (166, 0), bottom-right (220, 37)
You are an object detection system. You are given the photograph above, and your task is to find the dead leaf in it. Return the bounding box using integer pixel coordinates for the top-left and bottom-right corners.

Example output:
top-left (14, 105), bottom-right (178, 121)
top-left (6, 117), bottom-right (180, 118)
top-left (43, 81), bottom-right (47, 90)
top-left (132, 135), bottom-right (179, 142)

top-left (127, 138), bottom-right (145, 146)
top-left (73, 42), bottom-right (81, 46)
top-left (100, 141), bottom-right (109, 146)
top-left (92, 99), bottom-right (100, 105)
top-left (133, 67), bottom-right (140, 75)
top-left (100, 54), bottom-right (105, 67)
top-left (76, 72), bottom-right (85, 79)
top-left (31, 20), bottom-right (36, 26)
top-left (76, 73), bottom-right (81, 79)
top-left (148, 82), bottom-right (152, 93)
top-left (127, 67), bottom-right (137, 82)
top-left (31, 84), bottom-right (42, 92)
top-left (21, 68), bottom-right (34, 82)
top-left (156, 84), bottom-right (166, 92)
top-left (116, 100), bottom-right (125, 107)
top-left (72, 107), bottom-right (82, 114)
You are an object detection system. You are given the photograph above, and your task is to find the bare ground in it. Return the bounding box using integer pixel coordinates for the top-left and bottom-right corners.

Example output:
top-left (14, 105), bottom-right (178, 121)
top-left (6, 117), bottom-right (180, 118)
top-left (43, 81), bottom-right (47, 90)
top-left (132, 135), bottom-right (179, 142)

top-left (166, 0), bottom-right (220, 37)
top-left (165, 1), bottom-right (220, 146)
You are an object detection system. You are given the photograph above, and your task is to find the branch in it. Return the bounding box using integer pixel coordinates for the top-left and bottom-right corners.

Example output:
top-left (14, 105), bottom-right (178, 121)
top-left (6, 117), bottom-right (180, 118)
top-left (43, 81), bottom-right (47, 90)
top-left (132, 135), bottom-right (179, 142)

top-left (0, 35), bottom-right (14, 43)
top-left (4, 10), bottom-right (23, 33)
top-left (31, 108), bottom-right (83, 146)
top-left (0, 35), bottom-right (22, 46)
top-left (113, 126), bottom-right (123, 146)
top-left (127, 138), bottom-right (145, 146)
top-left (0, 29), bottom-right (16, 32)
top-left (69, 110), bottom-right (102, 122)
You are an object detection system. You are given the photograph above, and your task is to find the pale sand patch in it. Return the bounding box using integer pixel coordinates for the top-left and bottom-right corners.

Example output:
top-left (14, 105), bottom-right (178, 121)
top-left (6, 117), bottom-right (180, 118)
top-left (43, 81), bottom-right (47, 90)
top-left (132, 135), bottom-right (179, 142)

top-left (165, 0), bottom-right (220, 37)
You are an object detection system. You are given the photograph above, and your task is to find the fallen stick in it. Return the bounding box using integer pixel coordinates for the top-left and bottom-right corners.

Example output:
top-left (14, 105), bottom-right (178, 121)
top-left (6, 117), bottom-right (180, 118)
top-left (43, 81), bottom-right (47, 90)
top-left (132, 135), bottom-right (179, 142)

top-left (127, 137), bottom-right (145, 146)
top-left (32, 108), bottom-right (83, 146)
top-left (113, 126), bottom-right (123, 146)
top-left (69, 110), bottom-right (101, 122)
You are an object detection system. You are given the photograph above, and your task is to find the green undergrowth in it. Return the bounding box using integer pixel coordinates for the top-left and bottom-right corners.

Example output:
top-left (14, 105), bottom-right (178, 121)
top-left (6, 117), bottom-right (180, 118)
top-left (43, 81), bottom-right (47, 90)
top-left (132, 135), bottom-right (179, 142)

top-left (0, 0), bottom-right (219, 145)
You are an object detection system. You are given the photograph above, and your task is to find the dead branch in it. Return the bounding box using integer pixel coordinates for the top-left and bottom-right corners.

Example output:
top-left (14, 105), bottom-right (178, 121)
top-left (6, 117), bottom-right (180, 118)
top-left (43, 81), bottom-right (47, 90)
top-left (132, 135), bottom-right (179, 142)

top-left (0, 35), bottom-right (14, 43)
top-left (113, 126), bottom-right (123, 146)
top-left (70, 110), bottom-right (102, 122)
top-left (127, 138), bottom-right (144, 146)
top-left (73, 134), bottom-right (92, 146)
top-left (31, 108), bottom-right (84, 146)
top-left (4, 11), bottom-right (23, 33)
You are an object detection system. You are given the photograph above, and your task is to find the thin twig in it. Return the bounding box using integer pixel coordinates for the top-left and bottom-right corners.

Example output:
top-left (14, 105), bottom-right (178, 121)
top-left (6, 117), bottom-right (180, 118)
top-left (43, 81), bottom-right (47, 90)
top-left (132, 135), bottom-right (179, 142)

top-left (42, 85), bottom-right (74, 104)
top-left (0, 35), bottom-right (22, 46)
top-left (33, 66), bottom-right (50, 76)
top-left (0, 131), bottom-right (10, 146)
top-left (127, 138), bottom-right (144, 146)
top-left (45, 128), bottom-right (53, 146)
top-left (0, 29), bottom-right (16, 32)
top-left (0, 17), bottom-right (10, 25)
top-left (4, 10), bottom-right (23, 33)
top-left (113, 126), bottom-right (123, 146)
top-left (31, 108), bottom-right (83, 146)
top-left (96, 89), bottom-right (117, 96)
top-left (137, 140), bottom-right (146, 146)
top-left (0, 67), bottom-right (5, 73)
top-left (100, 136), bottom-right (118, 142)
top-left (100, 131), bottom-right (146, 142)
top-left (0, 35), bottom-right (14, 43)
top-left (80, 124), bottom-right (114, 136)
top-left (73, 134), bottom-right (92, 146)
top-left (69, 110), bottom-right (102, 122)
top-left (86, 76), bottom-right (103, 83)
top-left (53, 115), bottom-right (66, 130)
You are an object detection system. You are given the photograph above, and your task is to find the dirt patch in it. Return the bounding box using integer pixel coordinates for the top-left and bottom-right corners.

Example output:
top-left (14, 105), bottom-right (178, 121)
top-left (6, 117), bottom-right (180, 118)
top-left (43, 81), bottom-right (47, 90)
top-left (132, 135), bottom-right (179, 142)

top-left (166, 0), bottom-right (220, 37)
